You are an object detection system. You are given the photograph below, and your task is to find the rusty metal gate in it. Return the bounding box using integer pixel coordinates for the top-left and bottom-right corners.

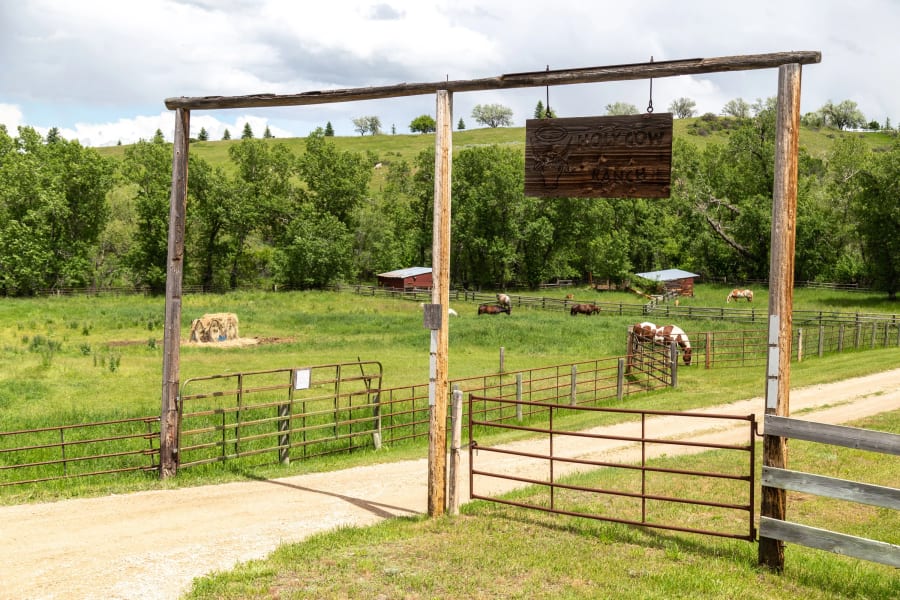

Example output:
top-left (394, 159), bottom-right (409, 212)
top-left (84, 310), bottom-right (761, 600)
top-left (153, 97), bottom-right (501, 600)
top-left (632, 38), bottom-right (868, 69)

top-left (178, 361), bottom-right (382, 468)
top-left (468, 394), bottom-right (757, 541)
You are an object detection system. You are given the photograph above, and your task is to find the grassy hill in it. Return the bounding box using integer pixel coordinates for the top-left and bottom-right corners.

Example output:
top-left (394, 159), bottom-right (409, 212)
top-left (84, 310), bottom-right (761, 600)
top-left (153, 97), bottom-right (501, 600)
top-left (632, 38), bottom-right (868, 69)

top-left (94, 118), bottom-right (898, 177)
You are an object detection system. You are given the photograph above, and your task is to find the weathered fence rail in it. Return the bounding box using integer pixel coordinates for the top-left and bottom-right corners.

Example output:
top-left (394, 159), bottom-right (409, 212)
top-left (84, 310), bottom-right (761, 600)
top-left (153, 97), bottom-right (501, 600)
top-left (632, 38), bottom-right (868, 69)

top-left (759, 415), bottom-right (900, 568)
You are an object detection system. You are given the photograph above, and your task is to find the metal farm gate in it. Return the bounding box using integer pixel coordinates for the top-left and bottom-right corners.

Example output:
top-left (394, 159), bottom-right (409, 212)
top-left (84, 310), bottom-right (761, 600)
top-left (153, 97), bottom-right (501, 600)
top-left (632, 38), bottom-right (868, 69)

top-left (177, 361), bottom-right (382, 468)
top-left (468, 394), bottom-right (758, 541)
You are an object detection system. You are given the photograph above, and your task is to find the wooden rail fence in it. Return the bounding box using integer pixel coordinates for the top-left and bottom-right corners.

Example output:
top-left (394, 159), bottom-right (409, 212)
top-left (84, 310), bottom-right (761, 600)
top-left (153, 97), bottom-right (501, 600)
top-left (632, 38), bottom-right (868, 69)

top-left (759, 415), bottom-right (900, 568)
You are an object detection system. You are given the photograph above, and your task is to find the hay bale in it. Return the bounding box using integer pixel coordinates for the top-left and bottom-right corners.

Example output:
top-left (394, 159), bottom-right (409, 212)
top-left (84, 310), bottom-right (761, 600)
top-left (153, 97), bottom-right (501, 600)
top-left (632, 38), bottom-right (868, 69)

top-left (189, 313), bottom-right (239, 343)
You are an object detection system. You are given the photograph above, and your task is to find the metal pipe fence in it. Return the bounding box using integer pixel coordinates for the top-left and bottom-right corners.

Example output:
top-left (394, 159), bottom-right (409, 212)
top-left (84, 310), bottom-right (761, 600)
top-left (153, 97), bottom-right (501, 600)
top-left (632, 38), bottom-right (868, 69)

top-left (468, 394), bottom-right (758, 541)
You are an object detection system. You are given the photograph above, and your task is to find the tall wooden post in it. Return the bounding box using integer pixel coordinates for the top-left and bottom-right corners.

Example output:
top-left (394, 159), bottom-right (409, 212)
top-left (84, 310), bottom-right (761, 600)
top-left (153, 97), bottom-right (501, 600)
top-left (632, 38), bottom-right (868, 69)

top-left (159, 108), bottom-right (190, 478)
top-left (427, 90), bottom-right (452, 516)
top-left (759, 63), bottom-right (802, 570)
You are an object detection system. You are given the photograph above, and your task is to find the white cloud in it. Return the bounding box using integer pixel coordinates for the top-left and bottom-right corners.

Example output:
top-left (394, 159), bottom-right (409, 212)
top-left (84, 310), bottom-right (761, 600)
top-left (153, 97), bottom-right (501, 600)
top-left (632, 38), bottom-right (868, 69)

top-left (0, 104), bottom-right (24, 131)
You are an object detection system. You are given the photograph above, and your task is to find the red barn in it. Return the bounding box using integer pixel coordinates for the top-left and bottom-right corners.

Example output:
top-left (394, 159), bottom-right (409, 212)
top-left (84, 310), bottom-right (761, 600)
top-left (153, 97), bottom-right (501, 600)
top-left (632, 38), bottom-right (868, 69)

top-left (376, 267), bottom-right (433, 291)
top-left (635, 269), bottom-right (699, 297)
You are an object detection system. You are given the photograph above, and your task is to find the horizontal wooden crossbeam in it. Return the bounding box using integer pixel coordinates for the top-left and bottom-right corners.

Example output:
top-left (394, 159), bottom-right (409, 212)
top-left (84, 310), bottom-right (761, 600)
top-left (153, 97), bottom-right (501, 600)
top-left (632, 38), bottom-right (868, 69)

top-left (164, 51), bottom-right (821, 111)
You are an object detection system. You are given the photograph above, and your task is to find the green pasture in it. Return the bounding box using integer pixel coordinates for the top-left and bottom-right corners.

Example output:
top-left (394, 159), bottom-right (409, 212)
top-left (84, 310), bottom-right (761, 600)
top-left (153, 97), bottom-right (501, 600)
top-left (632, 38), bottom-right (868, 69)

top-left (184, 409), bottom-right (899, 600)
top-left (0, 284), bottom-right (898, 503)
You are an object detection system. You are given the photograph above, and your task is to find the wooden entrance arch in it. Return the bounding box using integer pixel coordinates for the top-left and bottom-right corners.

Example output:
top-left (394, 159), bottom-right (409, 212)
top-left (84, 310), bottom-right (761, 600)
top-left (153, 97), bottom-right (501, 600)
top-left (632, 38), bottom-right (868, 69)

top-left (162, 51), bottom-right (819, 567)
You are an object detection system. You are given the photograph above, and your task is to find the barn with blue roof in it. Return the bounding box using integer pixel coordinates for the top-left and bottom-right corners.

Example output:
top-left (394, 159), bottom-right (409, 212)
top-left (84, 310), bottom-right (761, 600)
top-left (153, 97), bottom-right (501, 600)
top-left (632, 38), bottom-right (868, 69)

top-left (634, 269), bottom-right (699, 297)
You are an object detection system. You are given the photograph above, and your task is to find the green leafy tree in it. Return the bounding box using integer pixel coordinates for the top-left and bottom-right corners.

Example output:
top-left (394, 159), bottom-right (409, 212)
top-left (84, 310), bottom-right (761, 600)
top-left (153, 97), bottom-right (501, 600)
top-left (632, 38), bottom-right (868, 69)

top-left (722, 98), bottom-right (750, 119)
top-left (324, 121), bottom-right (335, 136)
top-left (121, 136), bottom-right (172, 293)
top-left (0, 126), bottom-right (114, 294)
top-left (471, 104), bottom-right (513, 128)
top-left (669, 97), bottom-right (696, 119)
top-left (605, 102), bottom-right (639, 116)
top-left (241, 122), bottom-right (254, 139)
top-left (273, 204), bottom-right (353, 289)
top-left (856, 141), bottom-right (900, 298)
top-left (820, 100), bottom-right (867, 130)
top-left (296, 128), bottom-right (371, 225)
top-left (227, 139), bottom-right (296, 288)
top-left (197, 127), bottom-right (209, 141)
top-left (409, 114), bottom-right (436, 134)
top-left (352, 116), bottom-right (382, 136)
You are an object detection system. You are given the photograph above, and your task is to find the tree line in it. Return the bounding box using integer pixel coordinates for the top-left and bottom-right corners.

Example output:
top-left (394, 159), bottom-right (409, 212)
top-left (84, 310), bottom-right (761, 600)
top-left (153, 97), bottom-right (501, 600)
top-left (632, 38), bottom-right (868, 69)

top-left (0, 100), bottom-right (898, 299)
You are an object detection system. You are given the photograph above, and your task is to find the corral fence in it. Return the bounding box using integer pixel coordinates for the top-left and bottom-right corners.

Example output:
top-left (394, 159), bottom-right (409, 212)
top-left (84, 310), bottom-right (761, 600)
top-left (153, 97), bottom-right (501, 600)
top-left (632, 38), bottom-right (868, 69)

top-left (468, 394), bottom-right (758, 541)
top-left (675, 321), bottom-right (900, 370)
top-left (759, 415), bottom-right (900, 568)
top-left (0, 349), bottom-right (672, 487)
top-left (176, 353), bottom-right (672, 472)
top-left (0, 416), bottom-right (160, 487)
top-left (345, 284), bottom-right (900, 331)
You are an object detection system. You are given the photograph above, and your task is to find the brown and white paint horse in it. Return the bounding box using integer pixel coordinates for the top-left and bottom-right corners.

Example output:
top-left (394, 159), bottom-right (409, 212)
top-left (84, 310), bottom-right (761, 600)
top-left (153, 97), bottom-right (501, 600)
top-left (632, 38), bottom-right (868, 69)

top-left (654, 324), bottom-right (692, 366)
top-left (726, 288), bottom-right (754, 303)
top-left (632, 321), bottom-right (658, 341)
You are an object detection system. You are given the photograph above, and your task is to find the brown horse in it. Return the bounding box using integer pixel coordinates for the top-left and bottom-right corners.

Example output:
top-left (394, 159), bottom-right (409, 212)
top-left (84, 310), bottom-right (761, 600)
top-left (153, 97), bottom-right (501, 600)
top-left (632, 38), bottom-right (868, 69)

top-left (570, 303), bottom-right (600, 316)
top-left (726, 288), bottom-right (753, 303)
top-left (478, 303), bottom-right (511, 315)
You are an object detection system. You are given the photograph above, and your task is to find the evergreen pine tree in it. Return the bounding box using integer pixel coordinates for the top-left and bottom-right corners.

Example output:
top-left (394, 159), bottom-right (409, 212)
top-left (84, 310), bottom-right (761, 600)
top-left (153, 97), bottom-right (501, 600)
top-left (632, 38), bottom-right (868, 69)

top-left (457, 118), bottom-right (466, 130)
top-left (263, 125), bottom-right (273, 138)
top-left (197, 127), bottom-right (209, 141)
top-left (241, 122), bottom-right (254, 139)
top-left (324, 121), bottom-right (335, 136)
top-left (222, 129), bottom-right (231, 140)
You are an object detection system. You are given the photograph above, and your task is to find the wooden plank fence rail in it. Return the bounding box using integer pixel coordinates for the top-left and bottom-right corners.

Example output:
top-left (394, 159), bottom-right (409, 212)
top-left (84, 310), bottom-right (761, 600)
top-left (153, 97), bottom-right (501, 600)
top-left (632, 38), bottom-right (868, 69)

top-left (759, 415), bottom-right (900, 568)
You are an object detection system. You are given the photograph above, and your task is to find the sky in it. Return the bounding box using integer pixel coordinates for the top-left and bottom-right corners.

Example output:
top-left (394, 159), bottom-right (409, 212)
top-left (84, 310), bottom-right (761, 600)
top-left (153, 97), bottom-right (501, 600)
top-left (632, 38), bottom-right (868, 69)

top-left (1, 0), bottom-right (897, 147)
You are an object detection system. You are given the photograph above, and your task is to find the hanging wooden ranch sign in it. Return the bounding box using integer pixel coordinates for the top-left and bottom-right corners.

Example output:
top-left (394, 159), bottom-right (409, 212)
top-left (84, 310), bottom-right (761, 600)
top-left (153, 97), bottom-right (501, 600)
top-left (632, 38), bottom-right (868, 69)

top-left (525, 113), bottom-right (673, 198)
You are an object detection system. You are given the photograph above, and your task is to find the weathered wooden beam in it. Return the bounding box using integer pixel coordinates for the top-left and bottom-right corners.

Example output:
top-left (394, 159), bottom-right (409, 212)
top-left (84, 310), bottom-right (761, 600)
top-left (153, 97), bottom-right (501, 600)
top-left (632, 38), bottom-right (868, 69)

top-left (760, 517), bottom-right (900, 568)
top-left (427, 89), bottom-right (452, 517)
top-left (762, 466), bottom-right (900, 510)
top-left (164, 51), bottom-right (821, 111)
top-left (765, 415), bottom-right (900, 455)
top-left (160, 108), bottom-right (190, 479)
top-left (759, 61), bottom-right (803, 572)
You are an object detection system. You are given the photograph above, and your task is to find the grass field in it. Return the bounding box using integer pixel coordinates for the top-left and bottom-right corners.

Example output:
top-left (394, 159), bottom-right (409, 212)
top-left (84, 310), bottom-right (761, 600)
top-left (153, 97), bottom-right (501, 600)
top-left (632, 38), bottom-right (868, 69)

top-left (1, 284), bottom-right (897, 488)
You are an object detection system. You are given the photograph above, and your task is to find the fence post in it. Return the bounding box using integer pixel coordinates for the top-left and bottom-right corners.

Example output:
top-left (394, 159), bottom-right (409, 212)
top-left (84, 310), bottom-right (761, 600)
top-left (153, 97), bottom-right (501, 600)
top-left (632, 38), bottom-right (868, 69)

top-left (838, 324), bottom-right (845, 352)
top-left (516, 373), bottom-right (523, 421)
top-left (499, 347), bottom-right (505, 373)
top-left (570, 365), bottom-right (577, 405)
top-left (705, 332), bottom-right (712, 369)
top-left (855, 322), bottom-right (861, 349)
top-left (616, 358), bottom-right (624, 401)
top-left (797, 328), bottom-right (803, 363)
top-left (625, 329), bottom-right (634, 375)
top-left (870, 322), bottom-right (877, 349)
top-left (818, 325), bottom-right (825, 357)
top-left (670, 342), bottom-right (678, 388)
top-left (448, 386), bottom-right (463, 516)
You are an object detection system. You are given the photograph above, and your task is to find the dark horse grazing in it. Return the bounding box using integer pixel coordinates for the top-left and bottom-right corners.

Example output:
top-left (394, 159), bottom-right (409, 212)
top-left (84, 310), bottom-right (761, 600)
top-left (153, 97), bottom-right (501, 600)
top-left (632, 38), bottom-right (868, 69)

top-left (570, 303), bottom-right (600, 316)
top-left (478, 303), bottom-right (511, 315)
top-left (654, 324), bottom-right (692, 366)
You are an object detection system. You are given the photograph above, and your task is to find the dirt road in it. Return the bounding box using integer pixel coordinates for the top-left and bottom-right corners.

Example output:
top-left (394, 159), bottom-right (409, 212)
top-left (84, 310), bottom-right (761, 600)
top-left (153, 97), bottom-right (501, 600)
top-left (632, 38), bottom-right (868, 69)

top-left (2, 368), bottom-right (899, 600)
